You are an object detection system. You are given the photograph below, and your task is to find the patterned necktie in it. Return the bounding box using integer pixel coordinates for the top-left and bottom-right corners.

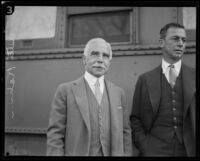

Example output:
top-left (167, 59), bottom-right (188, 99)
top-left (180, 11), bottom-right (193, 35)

top-left (169, 64), bottom-right (177, 88)
top-left (94, 79), bottom-right (102, 105)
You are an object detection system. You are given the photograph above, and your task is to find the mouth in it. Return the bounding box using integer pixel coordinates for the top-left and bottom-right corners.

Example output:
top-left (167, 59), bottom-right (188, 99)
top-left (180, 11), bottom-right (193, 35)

top-left (174, 50), bottom-right (183, 54)
top-left (93, 66), bottom-right (105, 70)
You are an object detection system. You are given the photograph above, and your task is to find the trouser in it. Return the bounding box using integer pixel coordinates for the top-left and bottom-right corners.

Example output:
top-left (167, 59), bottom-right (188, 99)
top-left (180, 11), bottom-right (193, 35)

top-left (171, 135), bottom-right (186, 156)
top-left (141, 134), bottom-right (187, 156)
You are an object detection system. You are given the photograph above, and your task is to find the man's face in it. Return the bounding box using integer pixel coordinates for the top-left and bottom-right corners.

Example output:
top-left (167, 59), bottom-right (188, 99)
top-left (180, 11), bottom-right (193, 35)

top-left (83, 41), bottom-right (111, 77)
top-left (160, 27), bottom-right (186, 63)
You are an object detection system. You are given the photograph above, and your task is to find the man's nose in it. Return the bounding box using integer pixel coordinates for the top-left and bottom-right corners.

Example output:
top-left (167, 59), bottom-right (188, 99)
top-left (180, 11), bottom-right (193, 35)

top-left (177, 39), bottom-right (184, 47)
top-left (97, 54), bottom-right (103, 62)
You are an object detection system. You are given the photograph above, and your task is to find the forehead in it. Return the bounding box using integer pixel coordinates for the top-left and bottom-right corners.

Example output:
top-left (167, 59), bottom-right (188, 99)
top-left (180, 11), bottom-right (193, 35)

top-left (166, 27), bottom-right (186, 38)
top-left (89, 41), bottom-right (110, 54)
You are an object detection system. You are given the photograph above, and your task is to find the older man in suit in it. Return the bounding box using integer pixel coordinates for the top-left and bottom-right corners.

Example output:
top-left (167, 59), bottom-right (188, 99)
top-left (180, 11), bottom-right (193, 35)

top-left (47, 38), bottom-right (138, 156)
top-left (130, 23), bottom-right (195, 156)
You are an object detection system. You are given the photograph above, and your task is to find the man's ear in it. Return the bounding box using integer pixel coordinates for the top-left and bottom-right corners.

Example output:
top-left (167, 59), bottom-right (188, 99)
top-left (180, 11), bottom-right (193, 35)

top-left (159, 39), bottom-right (165, 48)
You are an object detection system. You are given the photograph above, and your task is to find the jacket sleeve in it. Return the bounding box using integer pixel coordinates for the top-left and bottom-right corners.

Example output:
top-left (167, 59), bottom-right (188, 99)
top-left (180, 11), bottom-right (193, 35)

top-left (130, 75), bottom-right (147, 153)
top-left (122, 89), bottom-right (139, 156)
top-left (46, 84), bottom-right (67, 156)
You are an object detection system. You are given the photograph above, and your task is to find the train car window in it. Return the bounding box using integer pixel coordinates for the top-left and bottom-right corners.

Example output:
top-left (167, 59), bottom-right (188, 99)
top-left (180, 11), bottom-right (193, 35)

top-left (67, 10), bottom-right (133, 47)
top-left (5, 6), bottom-right (57, 51)
top-left (178, 7), bottom-right (196, 42)
top-left (6, 6), bottom-right (57, 40)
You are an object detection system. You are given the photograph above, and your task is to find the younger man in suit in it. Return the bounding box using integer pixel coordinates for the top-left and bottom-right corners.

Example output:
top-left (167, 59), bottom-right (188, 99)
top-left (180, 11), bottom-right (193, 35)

top-left (130, 23), bottom-right (196, 156)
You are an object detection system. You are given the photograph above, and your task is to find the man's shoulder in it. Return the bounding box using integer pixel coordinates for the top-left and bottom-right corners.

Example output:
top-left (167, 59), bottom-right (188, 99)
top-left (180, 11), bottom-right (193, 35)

top-left (105, 79), bottom-right (124, 92)
top-left (139, 65), bottom-right (161, 79)
top-left (182, 63), bottom-right (195, 73)
top-left (57, 77), bottom-right (84, 90)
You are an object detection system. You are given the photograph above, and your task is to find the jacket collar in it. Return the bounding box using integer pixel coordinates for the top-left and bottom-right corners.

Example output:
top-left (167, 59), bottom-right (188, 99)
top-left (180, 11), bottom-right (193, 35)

top-left (71, 76), bottom-right (91, 133)
top-left (146, 65), bottom-right (162, 116)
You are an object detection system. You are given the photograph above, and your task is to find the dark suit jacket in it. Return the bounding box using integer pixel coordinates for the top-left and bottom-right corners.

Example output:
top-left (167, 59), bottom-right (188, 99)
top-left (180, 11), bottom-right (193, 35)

top-left (131, 63), bottom-right (196, 156)
top-left (47, 76), bottom-right (138, 156)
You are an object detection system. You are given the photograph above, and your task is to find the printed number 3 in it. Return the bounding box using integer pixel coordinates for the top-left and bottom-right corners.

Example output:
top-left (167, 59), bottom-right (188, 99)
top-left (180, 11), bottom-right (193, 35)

top-left (6, 6), bottom-right (14, 15)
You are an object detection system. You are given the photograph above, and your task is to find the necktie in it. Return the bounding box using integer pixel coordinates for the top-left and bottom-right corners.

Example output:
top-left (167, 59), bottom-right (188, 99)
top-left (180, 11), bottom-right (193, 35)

top-left (94, 79), bottom-right (102, 105)
top-left (169, 64), bottom-right (177, 88)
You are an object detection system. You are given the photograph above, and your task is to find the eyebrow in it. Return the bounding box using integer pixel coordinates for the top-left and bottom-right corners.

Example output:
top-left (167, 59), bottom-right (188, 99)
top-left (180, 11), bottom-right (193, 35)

top-left (172, 35), bottom-right (186, 38)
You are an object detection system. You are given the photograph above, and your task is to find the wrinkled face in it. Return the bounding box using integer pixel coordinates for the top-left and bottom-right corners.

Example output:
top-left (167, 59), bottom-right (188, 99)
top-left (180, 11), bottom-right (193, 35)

top-left (83, 41), bottom-right (111, 77)
top-left (160, 27), bottom-right (186, 64)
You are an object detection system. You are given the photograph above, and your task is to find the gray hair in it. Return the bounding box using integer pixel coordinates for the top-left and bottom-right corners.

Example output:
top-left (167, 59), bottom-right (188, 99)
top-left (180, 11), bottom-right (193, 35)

top-left (83, 38), bottom-right (112, 60)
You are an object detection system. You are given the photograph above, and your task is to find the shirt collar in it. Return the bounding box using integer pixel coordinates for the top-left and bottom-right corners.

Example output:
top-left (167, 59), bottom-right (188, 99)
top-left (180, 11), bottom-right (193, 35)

top-left (162, 59), bottom-right (182, 75)
top-left (84, 71), bottom-right (104, 86)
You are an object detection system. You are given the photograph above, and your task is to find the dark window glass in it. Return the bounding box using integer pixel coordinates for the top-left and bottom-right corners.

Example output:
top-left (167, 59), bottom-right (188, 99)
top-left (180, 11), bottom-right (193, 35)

top-left (68, 11), bottom-right (131, 46)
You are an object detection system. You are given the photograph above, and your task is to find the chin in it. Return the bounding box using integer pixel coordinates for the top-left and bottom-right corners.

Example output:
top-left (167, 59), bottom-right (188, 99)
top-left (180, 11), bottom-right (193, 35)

top-left (172, 57), bottom-right (181, 62)
top-left (173, 53), bottom-right (182, 59)
top-left (94, 73), bottom-right (104, 77)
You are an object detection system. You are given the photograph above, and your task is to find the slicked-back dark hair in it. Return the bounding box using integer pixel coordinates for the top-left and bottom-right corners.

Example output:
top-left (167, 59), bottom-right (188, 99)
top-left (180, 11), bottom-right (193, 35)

top-left (160, 23), bottom-right (185, 39)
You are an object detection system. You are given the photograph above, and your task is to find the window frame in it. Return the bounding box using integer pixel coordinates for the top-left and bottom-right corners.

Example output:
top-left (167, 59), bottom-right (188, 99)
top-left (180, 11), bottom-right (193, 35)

top-left (177, 7), bottom-right (196, 42)
top-left (65, 7), bottom-right (138, 48)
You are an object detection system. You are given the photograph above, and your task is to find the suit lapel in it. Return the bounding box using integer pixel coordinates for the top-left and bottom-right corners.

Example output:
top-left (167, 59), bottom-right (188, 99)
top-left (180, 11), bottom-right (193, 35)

top-left (146, 65), bottom-right (162, 116)
top-left (71, 77), bottom-right (90, 132)
top-left (181, 64), bottom-right (195, 118)
top-left (105, 80), bottom-right (119, 153)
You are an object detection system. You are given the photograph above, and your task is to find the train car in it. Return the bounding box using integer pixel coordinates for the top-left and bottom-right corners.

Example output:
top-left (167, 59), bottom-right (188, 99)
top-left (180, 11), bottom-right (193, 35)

top-left (4, 6), bottom-right (196, 156)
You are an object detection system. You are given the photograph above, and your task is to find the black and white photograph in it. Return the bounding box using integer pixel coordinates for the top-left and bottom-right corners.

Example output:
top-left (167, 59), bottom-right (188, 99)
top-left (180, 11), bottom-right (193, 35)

top-left (1, 1), bottom-right (198, 158)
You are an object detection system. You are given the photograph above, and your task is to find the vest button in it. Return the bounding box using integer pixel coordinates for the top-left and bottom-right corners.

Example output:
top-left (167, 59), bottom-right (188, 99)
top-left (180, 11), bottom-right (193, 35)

top-left (100, 128), bottom-right (103, 133)
top-left (172, 100), bottom-right (175, 103)
top-left (99, 121), bottom-right (103, 126)
top-left (174, 126), bottom-right (177, 129)
top-left (173, 117), bottom-right (177, 121)
top-left (172, 108), bottom-right (176, 111)
top-left (99, 115), bottom-right (102, 119)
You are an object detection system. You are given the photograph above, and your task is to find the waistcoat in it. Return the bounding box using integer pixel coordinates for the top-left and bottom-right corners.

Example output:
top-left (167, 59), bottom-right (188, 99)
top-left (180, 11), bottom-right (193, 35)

top-left (151, 71), bottom-right (183, 143)
top-left (85, 81), bottom-right (111, 156)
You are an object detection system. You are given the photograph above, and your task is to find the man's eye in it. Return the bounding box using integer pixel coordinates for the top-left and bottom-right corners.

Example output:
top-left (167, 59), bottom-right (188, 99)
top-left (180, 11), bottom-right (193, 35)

top-left (103, 54), bottom-right (109, 58)
top-left (172, 37), bottom-right (186, 43)
top-left (173, 37), bottom-right (179, 41)
top-left (182, 39), bottom-right (186, 43)
top-left (91, 52), bottom-right (98, 56)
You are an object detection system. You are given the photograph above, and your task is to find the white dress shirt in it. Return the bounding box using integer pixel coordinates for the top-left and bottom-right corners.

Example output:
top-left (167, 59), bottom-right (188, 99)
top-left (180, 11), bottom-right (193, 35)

top-left (84, 71), bottom-right (104, 95)
top-left (162, 59), bottom-right (182, 83)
